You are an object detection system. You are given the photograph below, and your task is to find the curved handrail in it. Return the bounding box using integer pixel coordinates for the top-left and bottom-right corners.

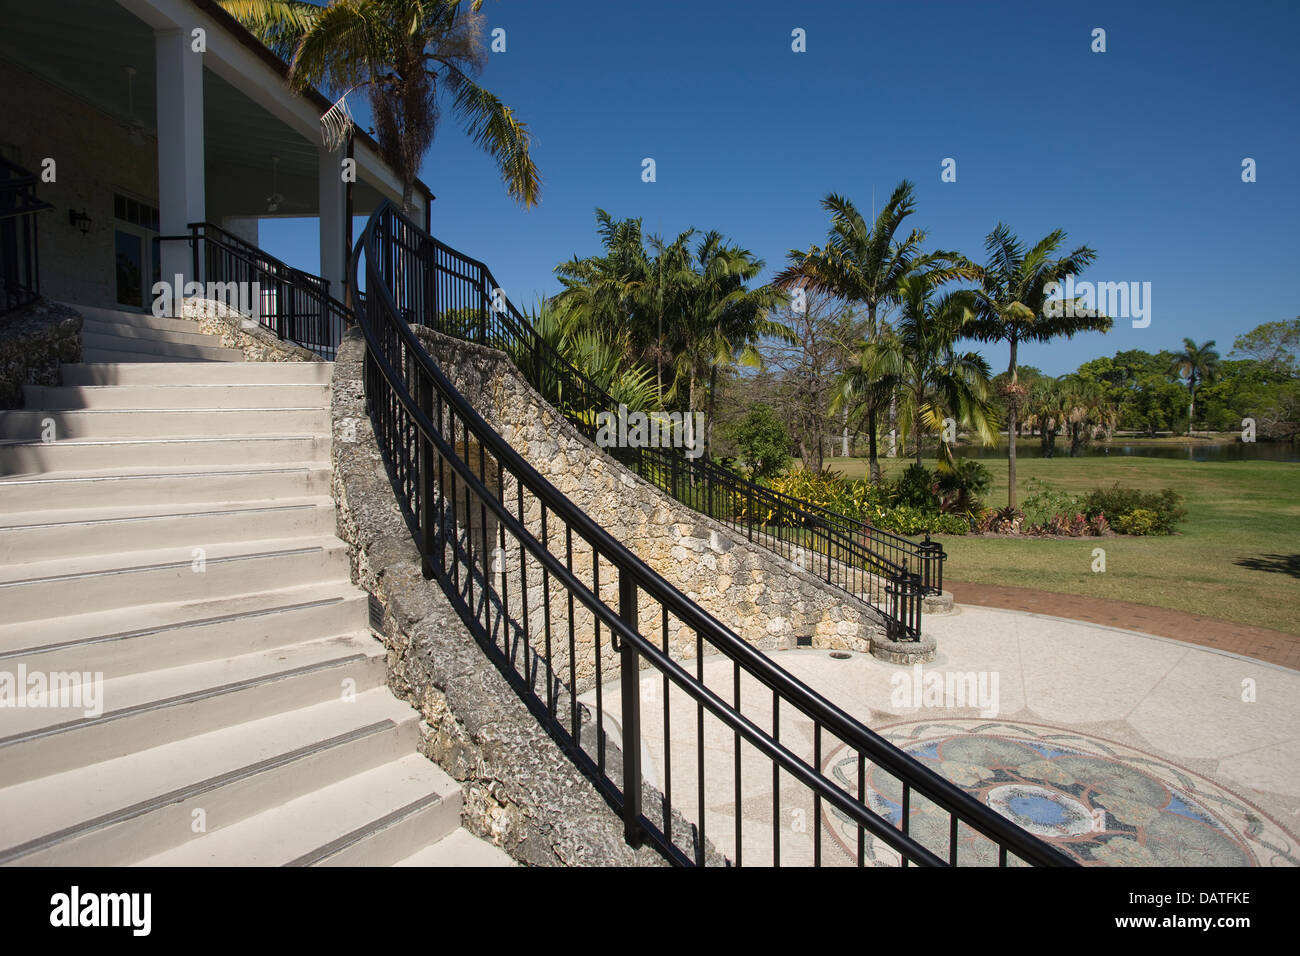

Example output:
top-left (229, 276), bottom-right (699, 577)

top-left (402, 228), bottom-right (942, 636)
top-left (351, 200), bottom-right (1075, 868)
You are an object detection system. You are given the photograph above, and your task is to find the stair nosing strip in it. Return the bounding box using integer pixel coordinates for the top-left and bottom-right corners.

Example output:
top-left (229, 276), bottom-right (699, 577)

top-left (0, 719), bottom-right (398, 865)
top-left (0, 596), bottom-right (347, 662)
top-left (285, 790), bottom-right (449, 867)
top-left (0, 652), bottom-right (373, 750)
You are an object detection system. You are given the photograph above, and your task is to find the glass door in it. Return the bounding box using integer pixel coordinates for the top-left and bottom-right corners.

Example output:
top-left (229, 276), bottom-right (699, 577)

top-left (113, 193), bottom-right (161, 310)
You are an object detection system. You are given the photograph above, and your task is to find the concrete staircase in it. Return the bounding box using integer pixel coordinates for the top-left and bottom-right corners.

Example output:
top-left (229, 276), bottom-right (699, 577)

top-left (0, 308), bottom-right (511, 867)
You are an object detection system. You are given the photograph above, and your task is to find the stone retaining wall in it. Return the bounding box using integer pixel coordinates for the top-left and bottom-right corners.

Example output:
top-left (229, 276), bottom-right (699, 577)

top-left (412, 325), bottom-right (885, 687)
top-left (330, 329), bottom-right (671, 866)
top-left (0, 299), bottom-right (81, 409)
top-left (176, 298), bottom-right (323, 363)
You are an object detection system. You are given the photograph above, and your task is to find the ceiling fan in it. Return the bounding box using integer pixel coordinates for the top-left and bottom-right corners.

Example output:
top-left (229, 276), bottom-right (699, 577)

top-left (264, 155), bottom-right (312, 214)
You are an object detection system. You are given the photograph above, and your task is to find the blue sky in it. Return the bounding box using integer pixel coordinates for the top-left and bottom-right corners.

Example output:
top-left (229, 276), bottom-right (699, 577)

top-left (261, 0), bottom-right (1300, 376)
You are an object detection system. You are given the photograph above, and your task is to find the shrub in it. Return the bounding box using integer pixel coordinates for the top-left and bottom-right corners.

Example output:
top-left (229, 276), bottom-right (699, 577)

top-left (729, 405), bottom-right (791, 480)
top-left (975, 506), bottom-right (1025, 534)
top-left (762, 470), bottom-right (896, 525)
top-left (873, 505), bottom-right (969, 536)
top-left (1083, 484), bottom-right (1186, 534)
top-left (1021, 478), bottom-right (1085, 530)
top-left (1113, 508), bottom-right (1160, 536)
top-left (932, 458), bottom-right (992, 516)
top-left (893, 463), bottom-right (939, 510)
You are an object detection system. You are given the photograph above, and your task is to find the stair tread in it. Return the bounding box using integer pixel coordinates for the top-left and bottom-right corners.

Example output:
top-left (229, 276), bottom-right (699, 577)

top-left (0, 580), bottom-right (365, 658)
top-left (133, 754), bottom-right (459, 867)
top-left (393, 828), bottom-right (515, 867)
top-left (0, 632), bottom-right (383, 742)
top-left (0, 462), bottom-right (329, 484)
top-left (0, 496), bottom-right (334, 531)
top-left (0, 534), bottom-right (348, 587)
top-left (0, 687), bottom-right (417, 859)
top-left (0, 433), bottom-right (325, 446)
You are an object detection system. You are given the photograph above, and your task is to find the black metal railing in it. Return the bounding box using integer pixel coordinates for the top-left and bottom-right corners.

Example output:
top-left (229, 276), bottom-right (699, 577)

top-left (160, 222), bottom-right (350, 359)
top-left (387, 227), bottom-right (943, 640)
top-left (0, 158), bottom-right (53, 314)
top-left (352, 200), bottom-right (1075, 868)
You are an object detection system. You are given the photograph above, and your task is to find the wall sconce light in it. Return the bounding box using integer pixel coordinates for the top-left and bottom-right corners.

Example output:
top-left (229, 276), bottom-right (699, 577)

top-left (68, 209), bottom-right (92, 235)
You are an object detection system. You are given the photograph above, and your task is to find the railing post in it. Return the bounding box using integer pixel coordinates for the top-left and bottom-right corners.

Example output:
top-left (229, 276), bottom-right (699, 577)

top-left (190, 223), bottom-right (200, 288)
top-left (617, 569), bottom-right (644, 849)
top-left (419, 368), bottom-right (438, 579)
top-left (918, 534), bottom-right (946, 596)
top-left (747, 484), bottom-right (754, 542)
top-left (479, 278), bottom-right (488, 344)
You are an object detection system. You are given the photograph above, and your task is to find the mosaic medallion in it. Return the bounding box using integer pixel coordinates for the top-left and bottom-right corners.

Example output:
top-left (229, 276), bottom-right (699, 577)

top-left (823, 719), bottom-right (1298, 867)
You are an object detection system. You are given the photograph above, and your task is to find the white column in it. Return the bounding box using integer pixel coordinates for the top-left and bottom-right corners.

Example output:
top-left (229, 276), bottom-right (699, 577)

top-left (319, 147), bottom-right (347, 295)
top-left (155, 28), bottom-right (205, 292)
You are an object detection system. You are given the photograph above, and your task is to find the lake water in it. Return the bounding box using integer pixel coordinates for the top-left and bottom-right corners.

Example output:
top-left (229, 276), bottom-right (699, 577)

top-left (952, 442), bottom-right (1298, 462)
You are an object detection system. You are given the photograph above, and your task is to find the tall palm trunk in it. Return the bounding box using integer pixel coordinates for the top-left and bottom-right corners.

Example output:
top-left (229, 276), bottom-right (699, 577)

top-left (1007, 340), bottom-right (1019, 509)
top-left (867, 399), bottom-right (881, 482)
top-left (914, 382), bottom-right (924, 466)
top-left (865, 303), bottom-right (882, 482)
top-left (706, 364), bottom-right (718, 461)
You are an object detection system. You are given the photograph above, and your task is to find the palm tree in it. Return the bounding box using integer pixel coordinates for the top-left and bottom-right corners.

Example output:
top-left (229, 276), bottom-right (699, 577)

top-left (1059, 375), bottom-right (1118, 456)
top-left (775, 181), bottom-right (974, 480)
top-left (1023, 377), bottom-right (1067, 458)
top-left (1168, 338), bottom-right (1221, 435)
top-left (967, 225), bottom-right (1108, 507)
top-left (669, 232), bottom-right (789, 459)
top-left (220, 0), bottom-right (539, 213)
top-left (552, 211), bottom-right (699, 406)
top-left (553, 210), bottom-right (651, 354)
top-left (853, 276), bottom-right (997, 466)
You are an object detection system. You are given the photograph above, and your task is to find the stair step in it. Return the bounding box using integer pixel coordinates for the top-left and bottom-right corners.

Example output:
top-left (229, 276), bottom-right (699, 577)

top-left (0, 497), bottom-right (337, 562)
top-left (0, 463), bottom-right (333, 511)
top-left (61, 362), bottom-right (331, 386)
top-left (58, 303), bottom-right (208, 334)
top-left (83, 331), bottom-right (243, 362)
top-left (393, 828), bottom-right (515, 867)
top-left (0, 688), bottom-right (420, 866)
top-left (0, 535), bottom-right (352, 622)
top-left (0, 407), bottom-right (329, 440)
top-left (0, 633), bottom-right (386, 785)
top-left (0, 433), bottom-right (328, 474)
top-left (82, 317), bottom-right (224, 348)
top-left (23, 382), bottom-right (330, 410)
top-left (0, 581), bottom-right (368, 677)
top-left (133, 754), bottom-right (462, 867)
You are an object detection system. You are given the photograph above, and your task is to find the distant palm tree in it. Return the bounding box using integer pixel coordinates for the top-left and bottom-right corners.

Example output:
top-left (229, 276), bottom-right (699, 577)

top-left (1168, 338), bottom-right (1221, 434)
top-left (776, 181), bottom-right (974, 480)
top-left (967, 225), bottom-right (1108, 507)
top-left (1023, 378), bottom-right (1067, 458)
top-left (854, 275), bottom-right (997, 466)
top-left (670, 232), bottom-right (789, 459)
top-left (1059, 375), bottom-right (1118, 456)
top-left (220, 0), bottom-right (539, 213)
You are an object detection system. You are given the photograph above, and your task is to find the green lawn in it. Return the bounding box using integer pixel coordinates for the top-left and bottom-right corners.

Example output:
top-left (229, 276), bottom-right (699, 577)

top-left (825, 455), bottom-right (1300, 636)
